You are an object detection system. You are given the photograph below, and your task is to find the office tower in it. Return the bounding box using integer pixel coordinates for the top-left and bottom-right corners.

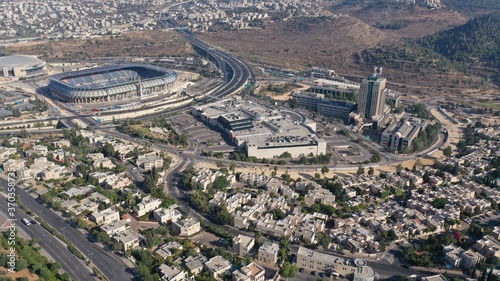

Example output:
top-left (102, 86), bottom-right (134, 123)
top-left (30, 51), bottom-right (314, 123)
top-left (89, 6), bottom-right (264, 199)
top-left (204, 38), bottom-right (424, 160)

top-left (358, 67), bottom-right (387, 120)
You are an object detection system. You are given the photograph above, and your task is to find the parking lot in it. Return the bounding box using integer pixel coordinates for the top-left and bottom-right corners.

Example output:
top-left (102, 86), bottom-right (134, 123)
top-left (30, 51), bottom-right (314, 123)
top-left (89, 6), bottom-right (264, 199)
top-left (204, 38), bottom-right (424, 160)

top-left (472, 211), bottom-right (500, 227)
top-left (191, 231), bottom-right (229, 249)
top-left (168, 113), bottom-right (229, 147)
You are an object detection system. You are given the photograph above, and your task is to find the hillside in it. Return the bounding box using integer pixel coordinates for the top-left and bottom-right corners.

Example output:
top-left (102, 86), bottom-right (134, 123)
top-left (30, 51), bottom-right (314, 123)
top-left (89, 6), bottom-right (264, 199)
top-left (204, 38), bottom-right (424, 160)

top-left (444, 0), bottom-right (500, 12)
top-left (418, 12), bottom-right (500, 84)
top-left (5, 31), bottom-right (194, 61)
top-left (199, 15), bottom-right (388, 70)
top-left (331, 3), bottom-right (470, 38)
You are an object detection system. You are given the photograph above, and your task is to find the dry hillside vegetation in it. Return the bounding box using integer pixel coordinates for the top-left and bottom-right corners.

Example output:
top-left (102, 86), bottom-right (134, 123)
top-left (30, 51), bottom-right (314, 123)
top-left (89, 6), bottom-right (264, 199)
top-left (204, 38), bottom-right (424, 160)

top-left (332, 5), bottom-right (470, 38)
top-left (200, 13), bottom-right (497, 97)
top-left (7, 31), bottom-right (194, 60)
top-left (200, 16), bottom-right (388, 70)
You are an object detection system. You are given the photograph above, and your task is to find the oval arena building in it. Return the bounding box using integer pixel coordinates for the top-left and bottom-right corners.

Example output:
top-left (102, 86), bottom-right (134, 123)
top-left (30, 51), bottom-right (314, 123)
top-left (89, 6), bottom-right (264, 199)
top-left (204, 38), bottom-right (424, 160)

top-left (48, 64), bottom-right (177, 103)
top-left (0, 55), bottom-right (46, 78)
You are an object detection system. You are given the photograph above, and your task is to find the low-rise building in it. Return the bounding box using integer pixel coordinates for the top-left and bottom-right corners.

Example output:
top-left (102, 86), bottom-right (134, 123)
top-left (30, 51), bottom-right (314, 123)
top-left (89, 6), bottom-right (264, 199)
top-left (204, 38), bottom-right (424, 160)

top-left (93, 158), bottom-right (116, 169)
top-left (90, 208), bottom-right (120, 225)
top-left (114, 230), bottom-right (139, 251)
top-left (233, 235), bottom-right (255, 257)
top-left (134, 196), bottom-right (162, 217)
top-left (381, 117), bottom-right (428, 151)
top-left (154, 206), bottom-right (183, 224)
top-left (184, 255), bottom-right (207, 276)
top-left (205, 255), bottom-right (232, 279)
top-left (62, 185), bottom-right (94, 198)
top-left (172, 217), bottom-right (201, 237)
top-left (473, 235), bottom-right (500, 258)
top-left (257, 241), bottom-right (279, 265)
top-left (137, 152), bottom-right (164, 171)
top-left (158, 265), bottom-right (187, 281)
top-left (232, 262), bottom-right (265, 281)
top-left (295, 247), bottom-right (375, 281)
top-left (155, 241), bottom-right (184, 259)
top-left (100, 220), bottom-right (128, 236)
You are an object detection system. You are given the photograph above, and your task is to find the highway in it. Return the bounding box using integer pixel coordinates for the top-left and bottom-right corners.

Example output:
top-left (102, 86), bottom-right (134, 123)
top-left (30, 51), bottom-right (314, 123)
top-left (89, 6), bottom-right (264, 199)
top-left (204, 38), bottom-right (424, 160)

top-left (0, 178), bottom-right (136, 281)
top-left (0, 21), bottom-right (257, 281)
top-left (0, 178), bottom-right (97, 281)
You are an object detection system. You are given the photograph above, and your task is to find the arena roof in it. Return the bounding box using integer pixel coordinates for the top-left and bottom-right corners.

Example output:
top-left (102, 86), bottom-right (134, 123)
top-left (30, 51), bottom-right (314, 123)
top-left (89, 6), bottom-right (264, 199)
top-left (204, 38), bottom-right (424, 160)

top-left (0, 55), bottom-right (41, 67)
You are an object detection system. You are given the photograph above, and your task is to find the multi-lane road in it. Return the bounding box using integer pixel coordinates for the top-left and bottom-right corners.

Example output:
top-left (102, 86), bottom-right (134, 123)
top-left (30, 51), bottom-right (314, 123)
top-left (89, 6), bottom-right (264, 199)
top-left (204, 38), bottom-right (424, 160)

top-left (0, 178), bottom-right (96, 281)
top-left (0, 178), bottom-right (136, 281)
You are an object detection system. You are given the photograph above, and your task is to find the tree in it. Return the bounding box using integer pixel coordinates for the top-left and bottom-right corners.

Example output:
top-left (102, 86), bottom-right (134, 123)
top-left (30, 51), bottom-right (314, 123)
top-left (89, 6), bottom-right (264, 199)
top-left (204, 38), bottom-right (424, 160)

top-left (102, 143), bottom-right (115, 158)
top-left (15, 258), bottom-right (28, 271)
top-left (321, 165), bottom-right (329, 176)
top-left (370, 153), bottom-right (381, 163)
top-left (443, 146), bottom-right (453, 157)
top-left (229, 162), bottom-right (237, 174)
top-left (368, 167), bottom-right (375, 176)
top-left (77, 217), bottom-right (88, 229)
top-left (396, 164), bottom-right (403, 175)
top-left (280, 151), bottom-right (292, 159)
top-left (215, 204), bottom-right (234, 225)
top-left (357, 166), bottom-right (365, 175)
top-left (279, 262), bottom-right (298, 279)
top-left (212, 176), bottom-right (229, 190)
top-left (279, 236), bottom-right (291, 262)
top-left (299, 156), bottom-right (309, 164)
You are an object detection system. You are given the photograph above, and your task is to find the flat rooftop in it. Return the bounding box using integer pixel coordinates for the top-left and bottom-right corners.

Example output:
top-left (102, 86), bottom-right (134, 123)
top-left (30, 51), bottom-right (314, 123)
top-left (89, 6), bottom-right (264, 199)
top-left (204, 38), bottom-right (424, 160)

top-left (194, 97), bottom-right (324, 148)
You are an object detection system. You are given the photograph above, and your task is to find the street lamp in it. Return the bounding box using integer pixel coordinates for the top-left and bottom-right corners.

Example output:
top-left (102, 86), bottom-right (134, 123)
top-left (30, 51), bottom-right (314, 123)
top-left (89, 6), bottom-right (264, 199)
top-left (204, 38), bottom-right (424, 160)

top-left (60, 227), bottom-right (66, 241)
top-left (88, 252), bottom-right (94, 265)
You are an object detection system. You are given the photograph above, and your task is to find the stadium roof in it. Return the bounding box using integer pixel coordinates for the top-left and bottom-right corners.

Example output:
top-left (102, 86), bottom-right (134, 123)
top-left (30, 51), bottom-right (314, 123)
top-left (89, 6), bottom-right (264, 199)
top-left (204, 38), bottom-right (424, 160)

top-left (51, 64), bottom-right (171, 81)
top-left (0, 55), bottom-right (41, 67)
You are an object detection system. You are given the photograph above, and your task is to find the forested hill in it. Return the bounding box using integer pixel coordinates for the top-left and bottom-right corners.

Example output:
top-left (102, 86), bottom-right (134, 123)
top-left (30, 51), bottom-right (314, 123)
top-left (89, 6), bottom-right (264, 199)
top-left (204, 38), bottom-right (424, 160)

top-left (418, 12), bottom-right (500, 70)
top-left (443, 0), bottom-right (500, 10)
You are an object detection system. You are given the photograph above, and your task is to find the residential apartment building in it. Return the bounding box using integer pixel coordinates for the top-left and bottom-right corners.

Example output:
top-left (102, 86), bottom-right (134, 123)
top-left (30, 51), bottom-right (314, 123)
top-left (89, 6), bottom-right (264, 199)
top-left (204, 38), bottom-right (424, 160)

top-left (153, 206), bottom-right (183, 224)
top-left (473, 235), bottom-right (500, 258)
top-left (114, 230), bottom-right (139, 251)
top-left (233, 235), bottom-right (255, 257)
top-left (257, 241), bottom-right (279, 265)
top-left (158, 265), bottom-right (187, 281)
top-left (134, 196), bottom-right (162, 217)
top-left (172, 217), bottom-right (201, 237)
top-left (295, 247), bottom-right (375, 281)
top-left (90, 208), bottom-right (120, 225)
top-left (205, 256), bottom-right (232, 279)
top-left (100, 221), bottom-right (128, 236)
top-left (232, 262), bottom-right (265, 281)
top-left (137, 152), bottom-right (164, 171)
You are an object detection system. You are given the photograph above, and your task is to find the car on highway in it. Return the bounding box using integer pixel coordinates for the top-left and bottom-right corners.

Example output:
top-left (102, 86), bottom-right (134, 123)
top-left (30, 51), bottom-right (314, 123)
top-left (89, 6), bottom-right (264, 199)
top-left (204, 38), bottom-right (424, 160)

top-left (22, 218), bottom-right (31, 225)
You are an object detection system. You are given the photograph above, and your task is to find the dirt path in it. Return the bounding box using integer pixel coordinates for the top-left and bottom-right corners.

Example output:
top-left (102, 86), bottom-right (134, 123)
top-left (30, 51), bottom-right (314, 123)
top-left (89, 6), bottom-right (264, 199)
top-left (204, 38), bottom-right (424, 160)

top-left (429, 107), bottom-right (462, 151)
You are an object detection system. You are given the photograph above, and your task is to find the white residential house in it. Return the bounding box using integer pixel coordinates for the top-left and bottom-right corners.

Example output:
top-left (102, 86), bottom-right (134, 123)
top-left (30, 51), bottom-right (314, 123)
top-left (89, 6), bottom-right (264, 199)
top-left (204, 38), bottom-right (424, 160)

top-left (100, 221), bottom-right (128, 236)
top-left (158, 265), bottom-right (187, 281)
top-left (172, 217), bottom-right (201, 237)
top-left (134, 196), bottom-right (162, 217)
top-left (205, 256), bottom-right (232, 279)
top-left (90, 208), bottom-right (120, 225)
top-left (114, 230), bottom-right (139, 251)
top-left (137, 152), bottom-right (164, 171)
top-left (232, 262), bottom-right (265, 281)
top-left (153, 206), bottom-right (182, 224)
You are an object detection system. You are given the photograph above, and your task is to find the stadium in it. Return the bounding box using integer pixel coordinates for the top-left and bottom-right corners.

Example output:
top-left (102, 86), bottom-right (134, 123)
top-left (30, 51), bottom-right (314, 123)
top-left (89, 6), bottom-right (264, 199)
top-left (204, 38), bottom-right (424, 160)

top-left (0, 55), bottom-right (46, 78)
top-left (48, 64), bottom-right (177, 103)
